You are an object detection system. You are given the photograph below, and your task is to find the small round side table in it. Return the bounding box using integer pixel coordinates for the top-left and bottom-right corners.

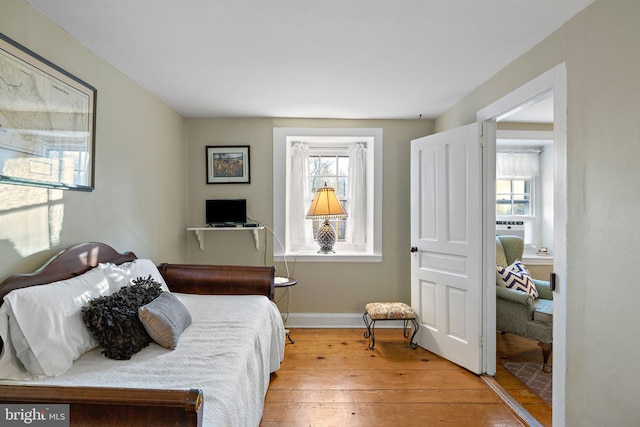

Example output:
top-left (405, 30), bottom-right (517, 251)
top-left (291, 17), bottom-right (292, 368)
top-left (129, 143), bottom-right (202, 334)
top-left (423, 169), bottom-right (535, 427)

top-left (275, 276), bottom-right (297, 344)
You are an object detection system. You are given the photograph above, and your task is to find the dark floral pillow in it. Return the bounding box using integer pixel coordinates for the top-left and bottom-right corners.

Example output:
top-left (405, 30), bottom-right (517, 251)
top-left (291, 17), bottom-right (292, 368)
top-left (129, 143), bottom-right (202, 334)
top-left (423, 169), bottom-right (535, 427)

top-left (82, 276), bottom-right (163, 360)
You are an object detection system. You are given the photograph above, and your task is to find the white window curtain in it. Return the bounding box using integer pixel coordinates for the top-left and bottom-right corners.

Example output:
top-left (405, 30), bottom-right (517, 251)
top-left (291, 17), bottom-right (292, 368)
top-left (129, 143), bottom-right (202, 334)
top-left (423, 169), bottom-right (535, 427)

top-left (289, 142), bottom-right (310, 249)
top-left (346, 142), bottom-right (367, 245)
top-left (496, 151), bottom-right (540, 177)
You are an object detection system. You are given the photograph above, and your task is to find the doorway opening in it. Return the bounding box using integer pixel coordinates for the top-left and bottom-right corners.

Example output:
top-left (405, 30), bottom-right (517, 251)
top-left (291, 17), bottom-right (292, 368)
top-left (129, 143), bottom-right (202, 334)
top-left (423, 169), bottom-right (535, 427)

top-left (494, 94), bottom-right (555, 426)
top-left (478, 64), bottom-right (567, 427)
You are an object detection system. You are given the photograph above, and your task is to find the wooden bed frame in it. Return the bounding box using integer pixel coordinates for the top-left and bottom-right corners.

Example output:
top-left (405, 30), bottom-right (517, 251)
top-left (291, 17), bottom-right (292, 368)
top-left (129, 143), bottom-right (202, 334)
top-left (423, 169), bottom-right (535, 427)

top-left (0, 242), bottom-right (275, 426)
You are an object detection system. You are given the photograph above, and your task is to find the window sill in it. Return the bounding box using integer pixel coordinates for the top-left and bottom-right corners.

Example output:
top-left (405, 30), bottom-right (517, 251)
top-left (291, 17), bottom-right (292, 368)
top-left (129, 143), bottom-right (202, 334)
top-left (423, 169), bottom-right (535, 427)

top-left (496, 215), bottom-right (535, 220)
top-left (274, 253), bottom-right (382, 263)
top-left (522, 250), bottom-right (554, 265)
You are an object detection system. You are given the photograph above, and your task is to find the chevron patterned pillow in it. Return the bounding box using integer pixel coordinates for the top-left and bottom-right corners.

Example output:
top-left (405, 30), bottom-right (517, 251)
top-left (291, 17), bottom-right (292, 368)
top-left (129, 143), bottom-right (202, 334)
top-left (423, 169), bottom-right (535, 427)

top-left (496, 260), bottom-right (539, 298)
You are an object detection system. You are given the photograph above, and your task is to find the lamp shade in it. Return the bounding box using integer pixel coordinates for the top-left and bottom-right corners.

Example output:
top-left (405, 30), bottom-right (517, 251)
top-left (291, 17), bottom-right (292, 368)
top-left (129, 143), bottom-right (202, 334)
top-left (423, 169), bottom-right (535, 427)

top-left (306, 184), bottom-right (348, 219)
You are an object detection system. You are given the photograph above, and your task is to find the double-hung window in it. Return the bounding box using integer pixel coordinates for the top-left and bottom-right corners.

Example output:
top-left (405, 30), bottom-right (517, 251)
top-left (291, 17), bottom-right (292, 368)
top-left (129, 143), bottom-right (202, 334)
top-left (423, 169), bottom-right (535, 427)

top-left (496, 178), bottom-right (532, 216)
top-left (496, 150), bottom-right (541, 247)
top-left (308, 152), bottom-right (349, 242)
top-left (273, 128), bottom-right (382, 262)
top-left (496, 150), bottom-right (540, 217)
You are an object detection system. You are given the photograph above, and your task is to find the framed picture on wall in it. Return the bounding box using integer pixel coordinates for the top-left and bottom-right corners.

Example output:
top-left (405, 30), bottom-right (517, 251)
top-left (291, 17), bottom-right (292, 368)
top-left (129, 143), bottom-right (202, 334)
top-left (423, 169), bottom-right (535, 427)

top-left (206, 145), bottom-right (250, 184)
top-left (0, 33), bottom-right (97, 191)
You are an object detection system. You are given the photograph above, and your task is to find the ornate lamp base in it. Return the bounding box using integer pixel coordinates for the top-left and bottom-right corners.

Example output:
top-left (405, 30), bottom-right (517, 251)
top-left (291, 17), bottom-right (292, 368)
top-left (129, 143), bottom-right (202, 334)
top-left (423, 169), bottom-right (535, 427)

top-left (316, 219), bottom-right (336, 254)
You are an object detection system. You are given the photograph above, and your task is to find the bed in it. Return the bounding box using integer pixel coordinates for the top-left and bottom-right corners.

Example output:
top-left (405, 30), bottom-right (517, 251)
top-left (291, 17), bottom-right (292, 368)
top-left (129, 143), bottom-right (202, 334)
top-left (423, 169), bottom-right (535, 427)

top-left (0, 242), bottom-right (285, 426)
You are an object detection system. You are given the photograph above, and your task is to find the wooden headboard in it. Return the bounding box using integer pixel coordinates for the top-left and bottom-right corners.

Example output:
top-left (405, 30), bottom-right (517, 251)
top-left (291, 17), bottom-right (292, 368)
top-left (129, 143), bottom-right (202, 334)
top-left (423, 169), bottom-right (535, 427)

top-left (0, 242), bottom-right (137, 303)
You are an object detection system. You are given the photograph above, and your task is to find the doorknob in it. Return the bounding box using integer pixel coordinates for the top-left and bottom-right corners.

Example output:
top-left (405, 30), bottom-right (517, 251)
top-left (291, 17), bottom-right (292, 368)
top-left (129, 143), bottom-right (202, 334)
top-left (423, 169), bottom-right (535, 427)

top-left (550, 272), bottom-right (557, 291)
top-left (410, 247), bottom-right (418, 253)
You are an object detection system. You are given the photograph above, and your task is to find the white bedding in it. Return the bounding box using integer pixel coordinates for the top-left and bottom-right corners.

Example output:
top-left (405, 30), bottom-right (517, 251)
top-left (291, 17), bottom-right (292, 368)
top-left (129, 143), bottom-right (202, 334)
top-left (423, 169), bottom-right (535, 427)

top-left (1, 294), bottom-right (285, 427)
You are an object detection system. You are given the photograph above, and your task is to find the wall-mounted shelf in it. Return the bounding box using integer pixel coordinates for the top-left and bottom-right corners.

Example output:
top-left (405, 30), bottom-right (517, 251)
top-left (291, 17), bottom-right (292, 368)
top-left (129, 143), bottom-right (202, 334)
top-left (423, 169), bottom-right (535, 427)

top-left (187, 226), bottom-right (265, 251)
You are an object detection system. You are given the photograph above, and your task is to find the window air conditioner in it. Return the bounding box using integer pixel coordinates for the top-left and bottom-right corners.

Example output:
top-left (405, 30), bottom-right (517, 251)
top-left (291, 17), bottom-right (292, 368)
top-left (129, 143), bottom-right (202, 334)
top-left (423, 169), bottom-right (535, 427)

top-left (496, 220), bottom-right (525, 241)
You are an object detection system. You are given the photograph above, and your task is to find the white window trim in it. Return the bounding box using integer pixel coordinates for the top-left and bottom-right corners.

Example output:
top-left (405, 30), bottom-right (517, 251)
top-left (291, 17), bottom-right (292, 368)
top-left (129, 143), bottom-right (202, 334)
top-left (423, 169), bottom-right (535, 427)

top-left (273, 127), bottom-right (382, 262)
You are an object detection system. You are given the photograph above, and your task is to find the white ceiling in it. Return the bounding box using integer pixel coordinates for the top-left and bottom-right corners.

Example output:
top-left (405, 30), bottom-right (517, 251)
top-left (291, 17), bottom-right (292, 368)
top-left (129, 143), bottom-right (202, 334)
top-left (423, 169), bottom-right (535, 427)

top-left (26, 0), bottom-right (594, 120)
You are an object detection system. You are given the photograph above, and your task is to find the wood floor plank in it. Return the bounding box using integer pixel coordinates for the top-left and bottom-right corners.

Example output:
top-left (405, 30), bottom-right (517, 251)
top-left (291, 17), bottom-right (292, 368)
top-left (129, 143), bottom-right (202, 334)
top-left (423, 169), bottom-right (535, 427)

top-left (261, 328), bottom-right (530, 426)
top-left (269, 369), bottom-right (487, 391)
top-left (262, 402), bottom-right (526, 426)
top-left (501, 388), bottom-right (546, 404)
top-left (287, 327), bottom-right (420, 352)
top-left (522, 403), bottom-right (553, 425)
top-left (284, 338), bottom-right (421, 355)
top-left (265, 388), bottom-right (503, 404)
top-left (288, 327), bottom-right (406, 340)
top-left (280, 351), bottom-right (458, 370)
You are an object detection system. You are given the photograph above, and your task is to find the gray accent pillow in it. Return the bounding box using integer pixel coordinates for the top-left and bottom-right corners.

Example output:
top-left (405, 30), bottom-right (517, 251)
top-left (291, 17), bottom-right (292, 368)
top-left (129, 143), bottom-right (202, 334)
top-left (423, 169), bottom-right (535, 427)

top-left (138, 292), bottom-right (192, 350)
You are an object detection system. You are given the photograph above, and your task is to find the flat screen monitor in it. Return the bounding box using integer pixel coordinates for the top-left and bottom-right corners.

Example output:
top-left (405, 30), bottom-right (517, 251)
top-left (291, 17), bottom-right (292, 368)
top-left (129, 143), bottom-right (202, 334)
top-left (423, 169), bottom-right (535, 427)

top-left (205, 199), bottom-right (246, 225)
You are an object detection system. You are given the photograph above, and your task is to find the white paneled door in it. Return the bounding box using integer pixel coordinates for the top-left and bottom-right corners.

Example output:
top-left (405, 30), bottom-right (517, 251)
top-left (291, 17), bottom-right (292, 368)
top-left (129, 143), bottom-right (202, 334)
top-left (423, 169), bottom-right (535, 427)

top-left (410, 124), bottom-right (483, 374)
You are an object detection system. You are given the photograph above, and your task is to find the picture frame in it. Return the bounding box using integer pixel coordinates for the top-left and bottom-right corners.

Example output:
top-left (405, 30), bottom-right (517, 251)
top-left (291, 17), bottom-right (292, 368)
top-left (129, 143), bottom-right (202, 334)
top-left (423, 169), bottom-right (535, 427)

top-left (206, 145), bottom-right (250, 184)
top-left (0, 33), bottom-right (97, 191)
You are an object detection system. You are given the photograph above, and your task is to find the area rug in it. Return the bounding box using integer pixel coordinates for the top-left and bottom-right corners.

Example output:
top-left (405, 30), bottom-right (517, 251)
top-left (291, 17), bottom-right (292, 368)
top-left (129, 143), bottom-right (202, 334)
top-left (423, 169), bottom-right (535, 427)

top-left (502, 362), bottom-right (552, 406)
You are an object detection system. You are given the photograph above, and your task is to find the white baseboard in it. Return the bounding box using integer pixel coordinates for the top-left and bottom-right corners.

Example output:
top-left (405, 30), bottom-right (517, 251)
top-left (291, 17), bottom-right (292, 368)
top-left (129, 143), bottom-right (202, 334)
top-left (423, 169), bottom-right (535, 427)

top-left (283, 312), bottom-right (406, 328)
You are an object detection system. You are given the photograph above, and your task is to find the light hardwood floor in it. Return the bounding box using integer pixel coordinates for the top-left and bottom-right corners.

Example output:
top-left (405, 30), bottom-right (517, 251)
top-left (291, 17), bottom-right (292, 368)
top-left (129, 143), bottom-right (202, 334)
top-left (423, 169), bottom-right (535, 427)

top-left (495, 332), bottom-right (552, 426)
top-left (262, 328), bottom-right (532, 426)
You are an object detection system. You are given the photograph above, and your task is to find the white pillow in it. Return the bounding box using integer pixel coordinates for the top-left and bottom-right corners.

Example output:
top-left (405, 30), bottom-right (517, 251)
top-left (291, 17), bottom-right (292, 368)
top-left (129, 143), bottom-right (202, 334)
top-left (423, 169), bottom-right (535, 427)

top-left (0, 304), bottom-right (31, 380)
top-left (100, 259), bottom-right (170, 293)
top-left (3, 266), bottom-right (110, 377)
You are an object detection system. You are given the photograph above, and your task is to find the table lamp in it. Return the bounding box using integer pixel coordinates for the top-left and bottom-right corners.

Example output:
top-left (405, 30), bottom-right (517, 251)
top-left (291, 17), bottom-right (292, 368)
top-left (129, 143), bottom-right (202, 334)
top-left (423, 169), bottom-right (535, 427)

top-left (306, 183), bottom-right (348, 254)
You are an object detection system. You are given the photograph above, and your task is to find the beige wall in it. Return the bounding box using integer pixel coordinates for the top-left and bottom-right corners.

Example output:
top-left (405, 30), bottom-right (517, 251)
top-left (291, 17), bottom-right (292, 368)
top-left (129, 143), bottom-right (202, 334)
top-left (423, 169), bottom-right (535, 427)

top-left (185, 118), bottom-right (433, 313)
top-left (5, 0), bottom-right (638, 424)
top-left (436, 0), bottom-right (640, 424)
top-left (0, 0), bottom-right (187, 280)
top-left (526, 264), bottom-right (552, 282)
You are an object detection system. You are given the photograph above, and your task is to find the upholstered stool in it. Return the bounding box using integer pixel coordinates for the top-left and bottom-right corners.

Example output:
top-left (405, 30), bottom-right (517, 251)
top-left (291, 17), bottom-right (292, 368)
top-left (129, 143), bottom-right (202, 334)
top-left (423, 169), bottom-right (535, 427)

top-left (363, 302), bottom-right (419, 350)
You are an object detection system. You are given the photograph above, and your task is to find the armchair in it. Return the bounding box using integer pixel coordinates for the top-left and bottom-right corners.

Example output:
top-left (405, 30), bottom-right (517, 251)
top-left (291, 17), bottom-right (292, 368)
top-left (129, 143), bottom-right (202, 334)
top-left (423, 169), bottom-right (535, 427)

top-left (496, 235), bottom-right (553, 372)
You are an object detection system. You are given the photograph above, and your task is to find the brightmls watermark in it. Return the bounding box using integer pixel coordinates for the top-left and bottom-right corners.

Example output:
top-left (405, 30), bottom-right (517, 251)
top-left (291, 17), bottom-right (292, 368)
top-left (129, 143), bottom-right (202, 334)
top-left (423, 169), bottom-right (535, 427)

top-left (1, 405), bottom-right (69, 426)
